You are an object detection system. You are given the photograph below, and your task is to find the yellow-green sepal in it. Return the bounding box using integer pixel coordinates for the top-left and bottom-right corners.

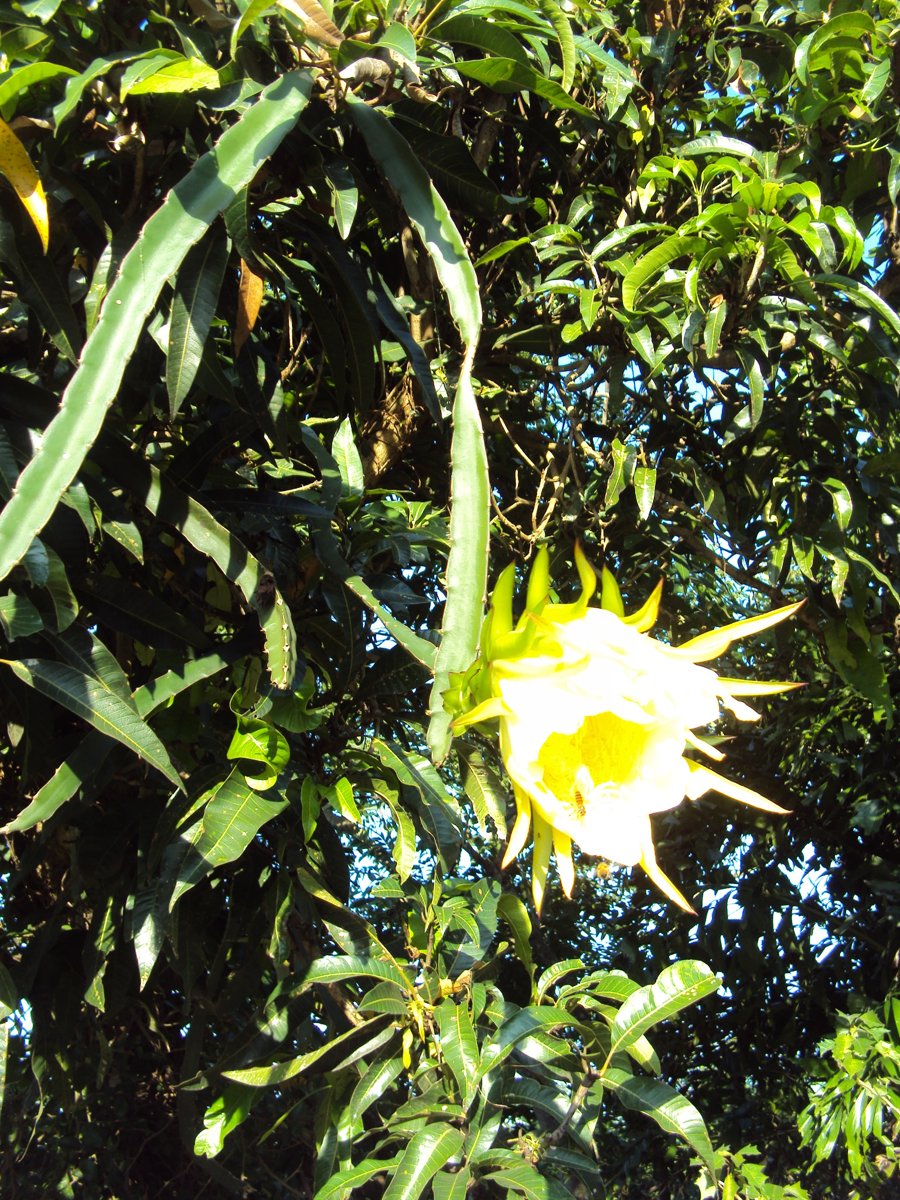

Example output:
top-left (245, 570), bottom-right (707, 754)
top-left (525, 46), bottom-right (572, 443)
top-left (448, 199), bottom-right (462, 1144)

top-left (573, 541), bottom-right (597, 609)
top-left (442, 658), bottom-right (489, 721)
top-left (622, 578), bottom-right (663, 632)
top-left (451, 694), bottom-right (509, 730)
top-left (525, 545), bottom-right (551, 615)
top-left (487, 562), bottom-right (517, 647)
top-left (545, 542), bottom-right (597, 624)
top-left (600, 565), bottom-right (625, 617)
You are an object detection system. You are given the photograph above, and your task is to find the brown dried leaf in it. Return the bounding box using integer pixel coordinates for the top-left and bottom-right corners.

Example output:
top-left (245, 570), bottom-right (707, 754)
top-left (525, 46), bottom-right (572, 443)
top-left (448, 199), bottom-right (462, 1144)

top-left (277, 0), bottom-right (344, 47)
top-left (235, 257), bottom-right (265, 355)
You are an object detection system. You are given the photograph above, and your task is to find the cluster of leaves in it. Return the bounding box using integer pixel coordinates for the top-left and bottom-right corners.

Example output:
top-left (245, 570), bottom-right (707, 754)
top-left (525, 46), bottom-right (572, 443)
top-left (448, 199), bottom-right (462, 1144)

top-left (0, 0), bottom-right (897, 1197)
top-left (798, 994), bottom-right (900, 1192)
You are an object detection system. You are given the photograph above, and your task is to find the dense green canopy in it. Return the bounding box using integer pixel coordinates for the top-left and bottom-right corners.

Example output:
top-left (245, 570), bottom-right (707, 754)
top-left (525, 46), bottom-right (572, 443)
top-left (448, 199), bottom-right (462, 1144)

top-left (0, 1), bottom-right (897, 1197)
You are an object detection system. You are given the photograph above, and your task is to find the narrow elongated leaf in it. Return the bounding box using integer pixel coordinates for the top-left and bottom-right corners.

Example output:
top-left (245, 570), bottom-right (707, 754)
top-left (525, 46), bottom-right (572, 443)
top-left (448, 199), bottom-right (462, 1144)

top-left (0, 218), bottom-right (80, 360)
top-left (703, 299), bottom-right (728, 357)
top-left (0, 62), bottom-right (76, 110)
top-left (0, 658), bottom-right (181, 788)
top-left (83, 892), bottom-right (118, 1010)
top-left (608, 961), bottom-right (719, 1057)
top-left (383, 1124), bottom-right (465, 1200)
top-left (436, 999), bottom-right (479, 1109)
top-left (499, 1078), bottom-right (596, 1155)
top-left (343, 575), bottom-right (437, 668)
top-left (125, 56), bottom-right (220, 97)
top-left (478, 1007), bottom-right (572, 1081)
top-left (459, 746), bottom-right (508, 839)
top-left (497, 893), bottom-right (533, 980)
top-left (453, 58), bottom-right (592, 118)
top-left (97, 448), bottom-right (296, 688)
top-left (2, 731), bottom-right (113, 834)
top-left (622, 235), bottom-right (706, 311)
top-left (432, 15), bottom-right (530, 66)
top-left (131, 878), bottom-right (169, 990)
top-left (314, 1157), bottom-right (403, 1200)
top-left (46, 626), bottom-right (134, 708)
top-left (795, 12), bottom-right (875, 85)
top-left (813, 273), bottom-right (900, 341)
top-left (432, 1167), bottom-right (471, 1200)
top-left (347, 1055), bottom-right (405, 1128)
top-left (170, 770), bottom-right (288, 905)
top-left (324, 159), bottom-right (358, 238)
top-left (371, 738), bottom-right (463, 860)
top-left (539, 0), bottom-right (577, 91)
top-left (224, 1017), bottom-right (394, 1087)
top-left (299, 954), bottom-right (412, 993)
top-left (604, 437), bottom-right (634, 508)
top-left (679, 135), bottom-right (764, 165)
top-left (347, 98), bottom-right (480, 344)
top-left (332, 417), bottom-right (364, 496)
top-left (377, 784), bottom-right (418, 882)
top-left (633, 465), bottom-right (656, 521)
top-left (0, 593), bottom-right (42, 641)
top-left (0, 70), bottom-right (312, 584)
top-left (482, 1162), bottom-right (576, 1199)
top-left (537, 960), bottom-right (584, 1001)
top-left (0, 116), bottom-right (48, 251)
top-left (603, 1068), bottom-right (716, 1171)
top-left (194, 1085), bottom-right (254, 1159)
top-left (167, 222), bottom-right (230, 415)
top-left (368, 272), bottom-right (443, 423)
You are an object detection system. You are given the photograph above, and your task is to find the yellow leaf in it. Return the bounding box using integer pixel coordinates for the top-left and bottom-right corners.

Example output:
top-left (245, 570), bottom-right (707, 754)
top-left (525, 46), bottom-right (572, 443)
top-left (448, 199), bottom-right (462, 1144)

top-left (0, 117), bottom-right (48, 253)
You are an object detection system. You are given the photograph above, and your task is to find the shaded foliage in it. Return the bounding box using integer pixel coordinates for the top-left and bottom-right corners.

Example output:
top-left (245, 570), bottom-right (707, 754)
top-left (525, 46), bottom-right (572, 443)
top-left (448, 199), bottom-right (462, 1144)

top-left (0, 1), bottom-right (897, 1198)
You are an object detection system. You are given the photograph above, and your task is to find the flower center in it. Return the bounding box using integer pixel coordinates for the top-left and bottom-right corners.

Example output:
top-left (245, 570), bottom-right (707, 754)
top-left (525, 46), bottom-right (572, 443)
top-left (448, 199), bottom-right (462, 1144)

top-left (538, 711), bottom-right (660, 819)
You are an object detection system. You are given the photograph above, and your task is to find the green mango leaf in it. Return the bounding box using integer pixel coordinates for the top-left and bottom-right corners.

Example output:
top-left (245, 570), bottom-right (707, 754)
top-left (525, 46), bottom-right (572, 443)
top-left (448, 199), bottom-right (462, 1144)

top-left (608, 961), bottom-right (720, 1058)
top-left (431, 1167), bottom-right (472, 1200)
top-left (167, 222), bottom-right (230, 417)
top-left (536, 959), bottom-right (584, 1001)
top-left (603, 1068), bottom-right (716, 1172)
top-left (299, 953), bottom-right (412, 993)
top-left (605, 437), bottom-right (634, 509)
top-left (633, 465), bottom-right (656, 521)
top-left (0, 657), bottom-right (181, 789)
top-left (224, 1017), bottom-right (395, 1088)
top-left (0, 62), bottom-right (76, 114)
top-left (478, 1006), bottom-right (574, 1082)
top-left (313, 1157), bottom-right (403, 1200)
top-left (622, 235), bottom-right (706, 311)
top-left (226, 716), bottom-right (290, 791)
top-left (436, 998), bottom-right (480, 1110)
top-left (194, 1085), bottom-right (255, 1158)
top-left (343, 574), bottom-right (437, 669)
top-left (0, 592), bottom-right (42, 641)
top-left (347, 1055), bottom-right (405, 1128)
top-left (170, 770), bottom-right (289, 906)
top-left (453, 58), bottom-right (592, 118)
top-left (459, 745), bottom-right (508, 839)
top-left (125, 55), bottom-right (220, 96)
top-left (332, 417), bottom-right (365, 497)
top-left (383, 1124), bottom-right (466, 1200)
top-left (431, 15), bottom-right (530, 67)
top-left (347, 97), bottom-right (480, 345)
top-left (481, 1161), bottom-right (577, 1199)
